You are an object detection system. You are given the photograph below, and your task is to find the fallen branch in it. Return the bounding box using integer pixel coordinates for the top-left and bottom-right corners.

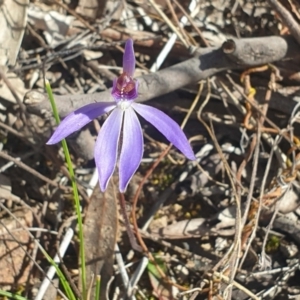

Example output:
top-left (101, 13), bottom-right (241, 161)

top-left (24, 35), bottom-right (300, 118)
top-left (268, 0), bottom-right (300, 46)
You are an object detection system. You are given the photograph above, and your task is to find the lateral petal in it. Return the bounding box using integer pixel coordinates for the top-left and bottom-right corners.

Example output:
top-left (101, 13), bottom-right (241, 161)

top-left (95, 108), bottom-right (123, 191)
top-left (119, 107), bottom-right (143, 192)
top-left (47, 102), bottom-right (115, 144)
top-left (132, 103), bottom-right (195, 160)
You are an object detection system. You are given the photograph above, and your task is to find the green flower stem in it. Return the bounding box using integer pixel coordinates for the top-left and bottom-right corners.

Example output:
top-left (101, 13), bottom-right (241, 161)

top-left (40, 246), bottom-right (76, 300)
top-left (95, 275), bottom-right (101, 300)
top-left (45, 81), bottom-right (86, 299)
top-left (0, 290), bottom-right (29, 300)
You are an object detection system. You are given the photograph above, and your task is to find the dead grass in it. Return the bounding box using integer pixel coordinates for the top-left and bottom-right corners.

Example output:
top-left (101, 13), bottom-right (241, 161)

top-left (1, 0), bottom-right (300, 299)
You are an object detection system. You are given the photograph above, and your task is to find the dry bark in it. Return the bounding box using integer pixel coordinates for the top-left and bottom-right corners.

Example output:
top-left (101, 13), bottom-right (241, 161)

top-left (24, 35), bottom-right (300, 118)
top-left (24, 35), bottom-right (300, 161)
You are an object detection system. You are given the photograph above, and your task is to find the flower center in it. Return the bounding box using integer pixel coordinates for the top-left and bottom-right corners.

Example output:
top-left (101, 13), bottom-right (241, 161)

top-left (111, 71), bottom-right (138, 102)
top-left (118, 100), bottom-right (132, 111)
top-left (116, 72), bottom-right (136, 94)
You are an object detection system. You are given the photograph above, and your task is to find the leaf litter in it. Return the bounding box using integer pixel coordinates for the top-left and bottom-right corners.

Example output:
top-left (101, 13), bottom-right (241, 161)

top-left (1, 0), bottom-right (300, 299)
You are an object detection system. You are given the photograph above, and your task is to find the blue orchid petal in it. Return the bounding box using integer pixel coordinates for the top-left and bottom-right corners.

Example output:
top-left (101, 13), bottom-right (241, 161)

top-left (123, 39), bottom-right (135, 76)
top-left (47, 102), bottom-right (116, 144)
top-left (131, 103), bottom-right (195, 160)
top-left (119, 107), bottom-right (143, 192)
top-left (95, 108), bottom-right (124, 191)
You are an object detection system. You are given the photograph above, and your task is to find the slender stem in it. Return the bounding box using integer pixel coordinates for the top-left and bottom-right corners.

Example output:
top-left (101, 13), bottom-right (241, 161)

top-left (0, 289), bottom-right (29, 300)
top-left (45, 81), bottom-right (86, 299)
top-left (119, 193), bottom-right (142, 252)
top-left (95, 275), bottom-right (101, 300)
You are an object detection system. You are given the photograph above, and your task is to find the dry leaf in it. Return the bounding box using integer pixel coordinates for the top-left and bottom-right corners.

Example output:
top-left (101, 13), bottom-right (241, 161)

top-left (0, 209), bottom-right (33, 287)
top-left (0, 173), bottom-right (11, 199)
top-left (27, 5), bottom-right (74, 46)
top-left (83, 182), bottom-right (118, 298)
top-left (76, 0), bottom-right (108, 20)
top-left (82, 50), bottom-right (103, 61)
top-left (150, 218), bottom-right (208, 239)
top-left (150, 206), bottom-right (237, 239)
top-left (0, 72), bottom-right (28, 103)
top-left (0, 0), bottom-right (29, 66)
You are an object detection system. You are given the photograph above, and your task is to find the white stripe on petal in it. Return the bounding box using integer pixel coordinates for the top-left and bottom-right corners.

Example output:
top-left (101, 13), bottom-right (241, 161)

top-left (119, 107), bottom-right (143, 192)
top-left (95, 108), bottom-right (123, 191)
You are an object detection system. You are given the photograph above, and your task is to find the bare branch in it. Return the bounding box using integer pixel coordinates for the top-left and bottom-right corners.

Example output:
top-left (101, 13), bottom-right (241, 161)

top-left (268, 0), bottom-right (300, 46)
top-left (24, 35), bottom-right (300, 118)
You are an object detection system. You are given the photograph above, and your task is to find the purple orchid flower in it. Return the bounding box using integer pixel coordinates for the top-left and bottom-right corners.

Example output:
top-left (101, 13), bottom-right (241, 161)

top-left (47, 39), bottom-right (195, 192)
